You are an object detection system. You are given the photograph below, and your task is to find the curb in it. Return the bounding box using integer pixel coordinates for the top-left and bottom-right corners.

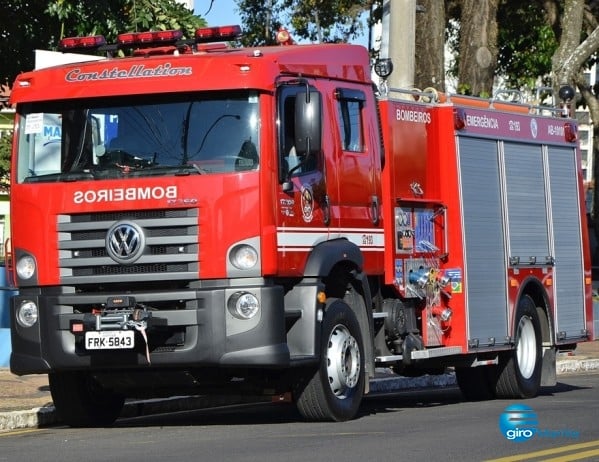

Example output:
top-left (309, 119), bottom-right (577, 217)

top-left (1, 359), bottom-right (598, 432)
top-left (0, 406), bottom-right (57, 432)
top-left (0, 394), bottom-right (265, 432)
top-left (556, 358), bottom-right (599, 375)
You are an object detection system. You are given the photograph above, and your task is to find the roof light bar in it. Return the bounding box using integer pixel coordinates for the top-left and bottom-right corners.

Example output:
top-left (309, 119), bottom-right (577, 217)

top-left (59, 35), bottom-right (107, 52)
top-left (195, 25), bottom-right (242, 43)
top-left (117, 30), bottom-right (183, 47)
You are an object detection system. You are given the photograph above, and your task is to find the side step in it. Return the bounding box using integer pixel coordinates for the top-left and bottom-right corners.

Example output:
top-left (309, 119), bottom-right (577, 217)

top-left (376, 346), bottom-right (463, 364)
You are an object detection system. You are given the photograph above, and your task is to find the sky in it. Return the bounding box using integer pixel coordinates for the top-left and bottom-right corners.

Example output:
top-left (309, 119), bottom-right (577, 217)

top-left (194, 0), bottom-right (242, 28)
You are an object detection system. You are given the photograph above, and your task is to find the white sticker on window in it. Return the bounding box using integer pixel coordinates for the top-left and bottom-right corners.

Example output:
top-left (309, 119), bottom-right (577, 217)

top-left (25, 113), bottom-right (44, 134)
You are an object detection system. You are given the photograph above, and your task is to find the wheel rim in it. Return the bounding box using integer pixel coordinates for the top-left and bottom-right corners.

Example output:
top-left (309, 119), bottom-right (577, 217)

top-left (516, 315), bottom-right (537, 379)
top-left (326, 323), bottom-right (361, 399)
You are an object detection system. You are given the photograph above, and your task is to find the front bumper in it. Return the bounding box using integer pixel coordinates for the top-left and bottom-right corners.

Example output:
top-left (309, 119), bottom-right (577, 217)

top-left (10, 283), bottom-right (289, 375)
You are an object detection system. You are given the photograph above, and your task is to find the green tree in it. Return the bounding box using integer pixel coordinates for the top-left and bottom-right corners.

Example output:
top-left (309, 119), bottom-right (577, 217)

top-left (549, 0), bottom-right (599, 223)
top-left (0, 132), bottom-right (12, 191)
top-left (496, 2), bottom-right (557, 91)
top-left (237, 0), bottom-right (285, 45)
top-left (414, 0), bottom-right (446, 91)
top-left (46, 0), bottom-right (206, 41)
top-left (0, 0), bottom-right (207, 85)
top-left (0, 0), bottom-right (207, 188)
top-left (456, 0), bottom-right (500, 97)
top-left (236, 0), bottom-right (370, 45)
top-left (285, 0), bottom-right (368, 43)
top-left (0, 0), bottom-right (57, 86)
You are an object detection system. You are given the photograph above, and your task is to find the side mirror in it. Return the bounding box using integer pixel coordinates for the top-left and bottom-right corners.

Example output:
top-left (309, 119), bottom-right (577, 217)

top-left (294, 91), bottom-right (322, 154)
top-left (90, 115), bottom-right (106, 158)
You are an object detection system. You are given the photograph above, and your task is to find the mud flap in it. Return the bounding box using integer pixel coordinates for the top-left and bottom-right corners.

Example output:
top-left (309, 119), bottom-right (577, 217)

top-left (540, 347), bottom-right (556, 386)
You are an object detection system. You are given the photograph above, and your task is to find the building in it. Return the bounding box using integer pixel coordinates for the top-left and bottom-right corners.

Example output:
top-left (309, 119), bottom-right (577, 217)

top-left (578, 66), bottom-right (596, 185)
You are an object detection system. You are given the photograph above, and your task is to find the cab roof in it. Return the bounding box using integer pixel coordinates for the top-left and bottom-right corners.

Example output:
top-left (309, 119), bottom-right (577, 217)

top-left (11, 42), bottom-right (371, 104)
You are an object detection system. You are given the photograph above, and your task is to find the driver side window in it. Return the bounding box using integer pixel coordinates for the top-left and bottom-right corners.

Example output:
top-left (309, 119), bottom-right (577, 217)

top-left (277, 86), bottom-right (317, 180)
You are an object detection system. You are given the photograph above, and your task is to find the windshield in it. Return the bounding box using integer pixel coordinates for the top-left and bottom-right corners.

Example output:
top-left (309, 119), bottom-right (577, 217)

top-left (15, 91), bottom-right (260, 183)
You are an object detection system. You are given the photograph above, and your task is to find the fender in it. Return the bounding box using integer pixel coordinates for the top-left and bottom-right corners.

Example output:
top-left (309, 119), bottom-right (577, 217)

top-left (304, 238), bottom-right (363, 277)
top-left (513, 276), bottom-right (553, 343)
top-left (514, 276), bottom-right (555, 386)
top-left (305, 238), bottom-right (375, 391)
top-left (286, 239), bottom-right (367, 361)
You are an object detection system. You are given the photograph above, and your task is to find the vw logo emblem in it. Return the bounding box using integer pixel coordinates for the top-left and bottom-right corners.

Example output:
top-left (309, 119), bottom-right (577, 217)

top-left (106, 221), bottom-right (145, 264)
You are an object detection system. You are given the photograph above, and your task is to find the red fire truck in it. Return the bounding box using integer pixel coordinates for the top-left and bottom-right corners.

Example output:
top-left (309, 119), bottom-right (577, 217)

top-left (7, 26), bottom-right (593, 426)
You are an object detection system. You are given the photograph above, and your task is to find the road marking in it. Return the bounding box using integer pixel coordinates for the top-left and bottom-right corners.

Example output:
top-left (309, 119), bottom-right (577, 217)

top-left (485, 440), bottom-right (599, 461)
top-left (0, 428), bottom-right (40, 437)
top-left (542, 448), bottom-right (599, 462)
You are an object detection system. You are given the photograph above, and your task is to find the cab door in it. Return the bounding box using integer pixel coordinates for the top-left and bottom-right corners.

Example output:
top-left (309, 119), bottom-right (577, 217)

top-left (275, 83), bottom-right (328, 275)
top-left (329, 87), bottom-right (384, 271)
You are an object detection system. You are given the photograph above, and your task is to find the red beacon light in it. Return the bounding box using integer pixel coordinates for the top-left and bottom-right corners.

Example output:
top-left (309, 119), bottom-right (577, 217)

top-left (59, 35), bottom-right (107, 52)
top-left (195, 25), bottom-right (242, 43)
top-left (117, 30), bottom-right (183, 47)
top-left (453, 107), bottom-right (466, 130)
top-left (564, 122), bottom-right (578, 142)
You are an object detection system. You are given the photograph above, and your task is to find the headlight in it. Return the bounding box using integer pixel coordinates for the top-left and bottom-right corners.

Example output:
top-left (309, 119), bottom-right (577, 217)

top-left (16, 255), bottom-right (36, 280)
top-left (16, 300), bottom-right (38, 327)
top-left (228, 291), bottom-right (260, 319)
top-left (229, 244), bottom-right (258, 270)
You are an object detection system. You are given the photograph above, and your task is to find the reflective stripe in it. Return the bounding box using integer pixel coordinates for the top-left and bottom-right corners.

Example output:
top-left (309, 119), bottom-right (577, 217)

top-left (276, 228), bottom-right (384, 252)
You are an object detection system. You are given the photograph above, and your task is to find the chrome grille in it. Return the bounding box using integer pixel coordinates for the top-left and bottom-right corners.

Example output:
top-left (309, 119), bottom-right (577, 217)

top-left (58, 208), bottom-right (199, 284)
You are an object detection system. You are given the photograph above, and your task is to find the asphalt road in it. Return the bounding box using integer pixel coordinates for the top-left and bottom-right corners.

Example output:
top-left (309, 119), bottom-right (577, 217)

top-left (0, 372), bottom-right (598, 462)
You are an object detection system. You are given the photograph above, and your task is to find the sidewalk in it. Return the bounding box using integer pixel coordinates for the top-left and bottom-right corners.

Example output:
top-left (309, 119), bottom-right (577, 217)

top-left (1, 340), bottom-right (598, 431)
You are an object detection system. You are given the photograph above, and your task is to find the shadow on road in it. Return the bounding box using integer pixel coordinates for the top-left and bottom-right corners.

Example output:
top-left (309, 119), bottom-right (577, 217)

top-left (111, 378), bottom-right (591, 429)
top-left (114, 386), bottom-right (466, 428)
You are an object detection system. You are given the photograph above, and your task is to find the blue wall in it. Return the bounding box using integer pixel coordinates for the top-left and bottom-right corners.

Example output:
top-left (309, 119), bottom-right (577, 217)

top-left (0, 266), bottom-right (17, 367)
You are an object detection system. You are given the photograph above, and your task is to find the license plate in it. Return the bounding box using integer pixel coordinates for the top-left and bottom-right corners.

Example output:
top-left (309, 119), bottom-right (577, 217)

top-left (85, 330), bottom-right (135, 350)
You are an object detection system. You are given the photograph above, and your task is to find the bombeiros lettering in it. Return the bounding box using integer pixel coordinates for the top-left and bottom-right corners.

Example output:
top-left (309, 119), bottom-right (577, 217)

top-left (73, 186), bottom-right (178, 204)
top-left (396, 108), bottom-right (431, 124)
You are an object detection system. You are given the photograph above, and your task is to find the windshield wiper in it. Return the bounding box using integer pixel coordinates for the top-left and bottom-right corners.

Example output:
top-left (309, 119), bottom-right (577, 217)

top-left (23, 171), bottom-right (96, 183)
top-left (125, 164), bottom-right (207, 177)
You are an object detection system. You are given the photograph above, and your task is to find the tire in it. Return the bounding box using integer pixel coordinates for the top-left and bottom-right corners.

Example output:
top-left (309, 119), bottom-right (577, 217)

top-left (49, 371), bottom-right (125, 427)
top-left (455, 366), bottom-right (495, 401)
top-left (495, 295), bottom-right (543, 399)
top-left (295, 299), bottom-right (365, 422)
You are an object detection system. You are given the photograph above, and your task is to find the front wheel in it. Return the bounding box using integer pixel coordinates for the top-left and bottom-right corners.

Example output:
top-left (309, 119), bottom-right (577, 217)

top-left (49, 371), bottom-right (125, 427)
top-left (295, 299), bottom-right (365, 422)
top-left (495, 295), bottom-right (543, 399)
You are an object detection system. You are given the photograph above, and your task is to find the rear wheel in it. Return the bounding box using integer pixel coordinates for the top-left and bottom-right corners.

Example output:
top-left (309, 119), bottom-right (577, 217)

top-left (495, 295), bottom-right (543, 399)
top-left (49, 371), bottom-right (125, 427)
top-left (295, 299), bottom-right (365, 422)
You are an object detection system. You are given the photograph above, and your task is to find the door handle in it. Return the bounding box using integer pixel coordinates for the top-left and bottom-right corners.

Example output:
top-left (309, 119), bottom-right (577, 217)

top-left (323, 194), bottom-right (331, 226)
top-left (371, 196), bottom-right (380, 225)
